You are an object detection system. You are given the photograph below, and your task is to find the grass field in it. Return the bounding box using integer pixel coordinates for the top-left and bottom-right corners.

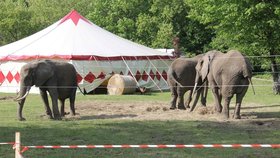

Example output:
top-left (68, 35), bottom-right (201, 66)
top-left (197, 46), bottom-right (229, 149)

top-left (0, 78), bottom-right (279, 158)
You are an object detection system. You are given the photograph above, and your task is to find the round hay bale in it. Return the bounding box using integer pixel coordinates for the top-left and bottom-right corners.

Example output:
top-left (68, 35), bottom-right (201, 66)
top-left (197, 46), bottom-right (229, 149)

top-left (107, 74), bottom-right (137, 95)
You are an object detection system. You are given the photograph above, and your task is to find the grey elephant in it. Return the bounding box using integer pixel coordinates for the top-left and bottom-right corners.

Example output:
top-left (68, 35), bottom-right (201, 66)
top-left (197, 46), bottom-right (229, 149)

top-left (15, 59), bottom-right (77, 121)
top-left (192, 50), bottom-right (254, 119)
top-left (167, 54), bottom-right (208, 110)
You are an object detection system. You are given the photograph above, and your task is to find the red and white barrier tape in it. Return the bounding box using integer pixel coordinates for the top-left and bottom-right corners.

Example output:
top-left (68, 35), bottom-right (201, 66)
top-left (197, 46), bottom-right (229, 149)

top-left (20, 144), bottom-right (280, 153)
top-left (0, 142), bottom-right (14, 145)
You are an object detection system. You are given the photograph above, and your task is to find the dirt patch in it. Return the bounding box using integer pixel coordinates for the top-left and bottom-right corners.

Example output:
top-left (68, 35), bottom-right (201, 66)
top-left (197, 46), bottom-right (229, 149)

top-left (63, 100), bottom-right (280, 127)
top-left (0, 96), bottom-right (15, 101)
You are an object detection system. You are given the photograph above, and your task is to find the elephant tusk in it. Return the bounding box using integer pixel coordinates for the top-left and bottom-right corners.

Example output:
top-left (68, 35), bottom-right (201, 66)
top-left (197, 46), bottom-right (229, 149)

top-left (14, 87), bottom-right (31, 101)
top-left (191, 82), bottom-right (198, 98)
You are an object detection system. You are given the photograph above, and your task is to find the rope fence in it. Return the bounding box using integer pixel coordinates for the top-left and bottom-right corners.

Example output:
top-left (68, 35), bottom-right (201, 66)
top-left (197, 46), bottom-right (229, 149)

top-left (0, 53), bottom-right (279, 61)
top-left (0, 65), bottom-right (280, 70)
top-left (0, 142), bottom-right (14, 145)
top-left (1, 64), bottom-right (279, 70)
top-left (2, 84), bottom-right (273, 89)
top-left (0, 55), bottom-right (279, 69)
top-left (22, 144), bottom-right (280, 150)
top-left (1, 132), bottom-right (279, 157)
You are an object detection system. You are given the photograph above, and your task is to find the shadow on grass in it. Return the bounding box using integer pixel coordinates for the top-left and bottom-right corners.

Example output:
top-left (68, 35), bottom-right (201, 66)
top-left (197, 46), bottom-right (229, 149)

top-left (242, 104), bottom-right (280, 110)
top-left (0, 96), bottom-right (15, 101)
top-left (243, 111), bottom-right (280, 119)
top-left (80, 114), bottom-right (138, 120)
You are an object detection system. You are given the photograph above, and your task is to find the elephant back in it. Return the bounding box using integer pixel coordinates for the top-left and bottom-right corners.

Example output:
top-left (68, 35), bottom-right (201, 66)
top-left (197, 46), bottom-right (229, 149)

top-left (167, 58), bottom-right (197, 88)
top-left (227, 50), bottom-right (253, 78)
top-left (50, 60), bottom-right (77, 86)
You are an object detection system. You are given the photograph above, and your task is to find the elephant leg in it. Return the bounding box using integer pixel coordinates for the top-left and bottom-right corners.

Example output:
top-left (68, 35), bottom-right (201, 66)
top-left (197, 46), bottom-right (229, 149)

top-left (69, 89), bottom-right (76, 116)
top-left (48, 88), bottom-right (61, 120)
top-left (40, 88), bottom-right (53, 119)
top-left (169, 85), bottom-right (178, 110)
top-left (222, 97), bottom-right (232, 119)
top-left (218, 93), bottom-right (223, 111)
top-left (184, 90), bottom-right (192, 108)
top-left (177, 87), bottom-right (187, 110)
top-left (200, 84), bottom-right (208, 106)
top-left (59, 99), bottom-right (66, 117)
top-left (233, 79), bottom-right (249, 119)
top-left (233, 98), bottom-right (241, 119)
top-left (218, 90), bottom-right (222, 104)
top-left (233, 89), bottom-right (247, 119)
top-left (211, 87), bottom-right (222, 112)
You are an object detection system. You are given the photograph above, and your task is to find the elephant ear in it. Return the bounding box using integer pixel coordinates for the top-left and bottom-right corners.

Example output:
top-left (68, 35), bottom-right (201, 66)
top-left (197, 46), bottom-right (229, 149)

top-left (33, 61), bottom-right (54, 87)
top-left (200, 53), bottom-right (215, 81)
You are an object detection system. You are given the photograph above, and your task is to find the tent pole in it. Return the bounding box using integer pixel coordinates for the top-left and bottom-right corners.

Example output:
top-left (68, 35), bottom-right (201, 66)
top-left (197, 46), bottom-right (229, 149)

top-left (146, 57), bottom-right (169, 88)
top-left (158, 55), bottom-right (174, 88)
top-left (105, 56), bottom-right (116, 75)
top-left (92, 56), bottom-right (103, 71)
top-left (92, 56), bottom-right (110, 91)
top-left (121, 56), bottom-right (141, 89)
top-left (158, 55), bottom-right (173, 68)
top-left (132, 56), bottom-right (162, 92)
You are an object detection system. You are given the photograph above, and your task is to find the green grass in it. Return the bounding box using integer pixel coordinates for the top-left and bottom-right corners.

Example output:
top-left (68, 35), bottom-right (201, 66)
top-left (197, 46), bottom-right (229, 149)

top-left (1, 121), bottom-right (279, 158)
top-left (0, 78), bottom-right (279, 158)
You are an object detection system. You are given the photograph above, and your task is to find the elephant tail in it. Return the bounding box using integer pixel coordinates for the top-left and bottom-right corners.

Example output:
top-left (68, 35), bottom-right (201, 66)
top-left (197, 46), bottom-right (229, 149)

top-left (242, 60), bottom-right (255, 95)
top-left (77, 85), bottom-right (86, 95)
top-left (248, 77), bottom-right (255, 95)
top-left (169, 71), bottom-right (184, 88)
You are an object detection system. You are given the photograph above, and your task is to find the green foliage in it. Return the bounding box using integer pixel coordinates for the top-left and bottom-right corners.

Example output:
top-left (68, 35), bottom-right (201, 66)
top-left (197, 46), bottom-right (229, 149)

top-left (1, 120), bottom-right (279, 157)
top-left (0, 0), bottom-right (32, 45)
top-left (187, 0), bottom-right (280, 70)
top-left (87, 0), bottom-right (148, 43)
top-left (0, 0), bottom-right (91, 45)
top-left (0, 0), bottom-right (212, 54)
top-left (0, 0), bottom-right (279, 74)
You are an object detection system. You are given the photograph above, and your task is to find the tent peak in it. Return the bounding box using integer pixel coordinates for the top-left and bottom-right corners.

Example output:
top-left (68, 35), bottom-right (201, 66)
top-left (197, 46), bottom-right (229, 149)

top-left (59, 10), bottom-right (91, 26)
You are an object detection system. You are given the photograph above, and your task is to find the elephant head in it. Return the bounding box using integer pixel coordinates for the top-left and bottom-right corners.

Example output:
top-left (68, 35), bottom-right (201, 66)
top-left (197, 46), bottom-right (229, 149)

top-left (192, 51), bottom-right (218, 97)
top-left (15, 60), bottom-right (54, 120)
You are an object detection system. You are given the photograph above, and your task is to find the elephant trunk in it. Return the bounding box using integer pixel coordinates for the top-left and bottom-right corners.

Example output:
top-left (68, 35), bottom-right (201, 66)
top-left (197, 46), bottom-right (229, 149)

top-left (192, 82), bottom-right (198, 99)
top-left (190, 74), bottom-right (203, 112)
top-left (15, 85), bottom-right (31, 121)
top-left (191, 71), bottom-right (201, 98)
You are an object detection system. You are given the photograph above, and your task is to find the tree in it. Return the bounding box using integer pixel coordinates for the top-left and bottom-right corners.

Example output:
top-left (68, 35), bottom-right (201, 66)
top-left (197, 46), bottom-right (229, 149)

top-left (0, 0), bottom-right (214, 57)
top-left (187, 0), bottom-right (280, 94)
top-left (87, 0), bottom-right (151, 45)
top-left (87, 0), bottom-right (213, 54)
top-left (27, 0), bottom-right (92, 34)
top-left (0, 0), bottom-right (92, 45)
top-left (0, 0), bottom-right (32, 45)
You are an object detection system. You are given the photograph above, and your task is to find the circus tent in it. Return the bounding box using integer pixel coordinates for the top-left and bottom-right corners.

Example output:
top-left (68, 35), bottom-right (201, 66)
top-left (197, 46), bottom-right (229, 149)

top-left (0, 10), bottom-right (173, 93)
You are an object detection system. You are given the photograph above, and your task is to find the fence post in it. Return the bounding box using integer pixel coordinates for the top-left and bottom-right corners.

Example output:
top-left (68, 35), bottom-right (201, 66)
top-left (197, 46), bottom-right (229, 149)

top-left (15, 132), bottom-right (21, 158)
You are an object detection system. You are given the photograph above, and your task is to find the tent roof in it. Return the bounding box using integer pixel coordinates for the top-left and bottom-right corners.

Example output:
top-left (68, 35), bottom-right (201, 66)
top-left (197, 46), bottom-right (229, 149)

top-left (0, 10), bottom-right (171, 61)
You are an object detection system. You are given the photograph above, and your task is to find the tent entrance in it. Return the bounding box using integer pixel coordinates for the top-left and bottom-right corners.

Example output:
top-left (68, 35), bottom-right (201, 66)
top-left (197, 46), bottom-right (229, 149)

top-left (86, 78), bottom-right (110, 94)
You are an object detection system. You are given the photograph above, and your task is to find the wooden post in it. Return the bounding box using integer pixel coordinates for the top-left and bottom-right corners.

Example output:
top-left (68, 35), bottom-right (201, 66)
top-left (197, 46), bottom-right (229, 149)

top-left (15, 132), bottom-right (21, 158)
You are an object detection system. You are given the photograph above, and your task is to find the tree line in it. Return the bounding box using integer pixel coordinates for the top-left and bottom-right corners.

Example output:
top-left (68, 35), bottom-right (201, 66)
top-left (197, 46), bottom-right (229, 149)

top-left (0, 0), bottom-right (279, 93)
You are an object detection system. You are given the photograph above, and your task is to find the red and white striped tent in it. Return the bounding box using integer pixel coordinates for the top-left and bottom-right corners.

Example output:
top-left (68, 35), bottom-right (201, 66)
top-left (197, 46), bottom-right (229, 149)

top-left (0, 10), bottom-right (172, 93)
